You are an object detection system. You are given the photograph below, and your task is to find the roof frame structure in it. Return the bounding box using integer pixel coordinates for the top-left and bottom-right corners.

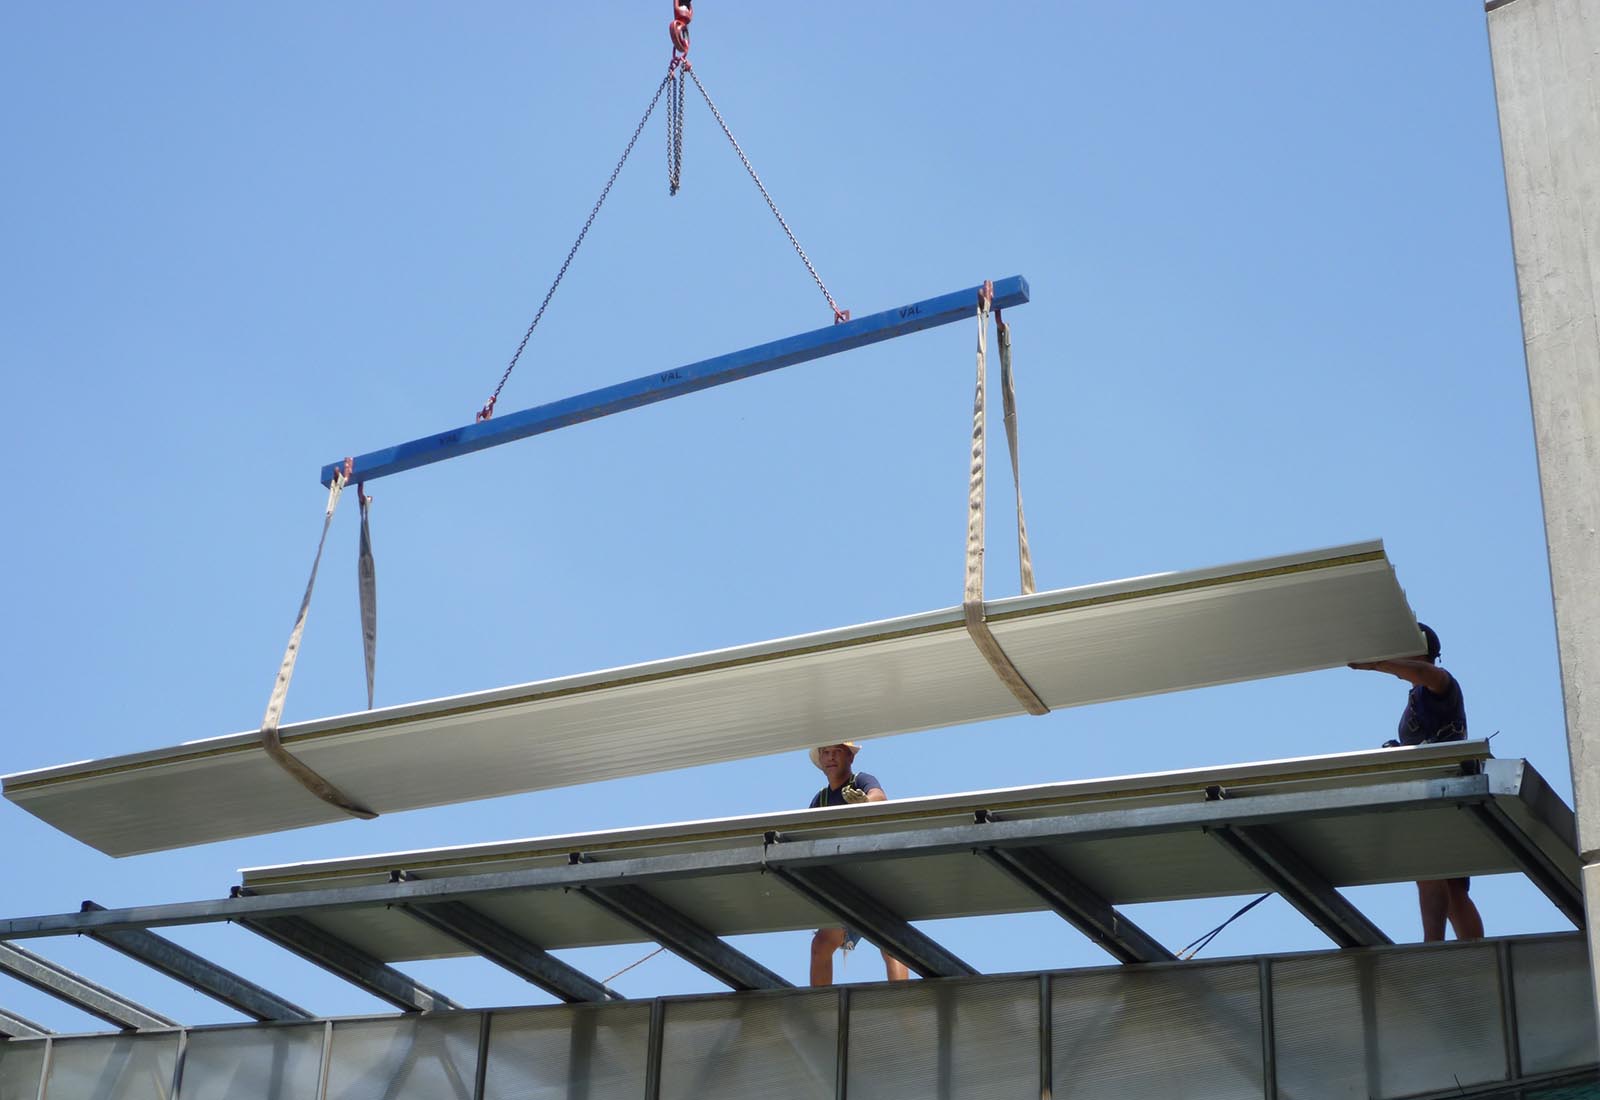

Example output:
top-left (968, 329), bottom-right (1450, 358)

top-left (767, 865), bottom-right (977, 979)
top-left (0, 1007), bottom-right (49, 1040)
top-left (1209, 824), bottom-right (1391, 948)
top-left (976, 844), bottom-right (1175, 963)
top-left (319, 277), bottom-right (1031, 487)
top-left (0, 941), bottom-right (174, 1032)
top-left (397, 894), bottom-right (621, 1004)
top-left (0, 751), bottom-right (1574, 949)
top-left (0, 747), bottom-right (1578, 1031)
top-left (1467, 798), bottom-right (1586, 925)
top-left (576, 884), bottom-right (789, 992)
top-left (78, 900), bottom-right (311, 1022)
top-left (233, 912), bottom-right (460, 1014)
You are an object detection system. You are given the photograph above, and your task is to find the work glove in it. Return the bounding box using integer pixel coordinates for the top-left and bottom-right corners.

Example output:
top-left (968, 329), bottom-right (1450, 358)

top-left (841, 784), bottom-right (870, 804)
top-left (1381, 739), bottom-right (1402, 749)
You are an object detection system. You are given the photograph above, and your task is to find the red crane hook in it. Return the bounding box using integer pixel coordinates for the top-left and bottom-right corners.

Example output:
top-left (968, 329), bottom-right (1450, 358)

top-left (670, 0), bottom-right (693, 58)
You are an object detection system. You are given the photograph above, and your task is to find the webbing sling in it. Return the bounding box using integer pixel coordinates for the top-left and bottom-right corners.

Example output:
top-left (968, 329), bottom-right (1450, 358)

top-left (258, 469), bottom-right (378, 819)
top-left (357, 487), bottom-right (377, 711)
top-left (996, 313), bottom-right (1036, 596)
top-left (963, 288), bottom-right (1048, 715)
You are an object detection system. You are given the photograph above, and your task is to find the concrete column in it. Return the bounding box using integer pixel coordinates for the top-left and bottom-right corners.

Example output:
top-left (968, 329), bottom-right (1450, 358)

top-left (1485, 0), bottom-right (1600, 1020)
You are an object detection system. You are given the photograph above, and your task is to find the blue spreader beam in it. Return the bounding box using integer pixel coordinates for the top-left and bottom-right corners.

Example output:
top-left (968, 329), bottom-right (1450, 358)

top-left (321, 276), bottom-right (1030, 486)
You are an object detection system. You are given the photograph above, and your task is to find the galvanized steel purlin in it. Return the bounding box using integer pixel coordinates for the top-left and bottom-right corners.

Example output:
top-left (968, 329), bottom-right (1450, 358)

top-left (0, 942), bottom-right (176, 1031)
top-left (318, 277), bottom-right (1032, 487)
top-left (1207, 826), bottom-right (1392, 948)
top-left (78, 900), bottom-right (312, 1022)
top-left (0, 1006), bottom-right (49, 1040)
top-left (0, 768), bottom-right (1522, 941)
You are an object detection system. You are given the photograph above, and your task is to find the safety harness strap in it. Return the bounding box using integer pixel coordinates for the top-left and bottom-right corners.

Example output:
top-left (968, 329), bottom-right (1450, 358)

top-left (259, 468), bottom-right (378, 819)
top-left (964, 288), bottom-right (1049, 715)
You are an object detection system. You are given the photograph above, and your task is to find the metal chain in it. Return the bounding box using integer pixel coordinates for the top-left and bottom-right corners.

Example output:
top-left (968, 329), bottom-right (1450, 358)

top-left (667, 63), bottom-right (686, 195)
top-left (478, 63), bottom-right (680, 421)
top-left (683, 66), bottom-right (849, 323)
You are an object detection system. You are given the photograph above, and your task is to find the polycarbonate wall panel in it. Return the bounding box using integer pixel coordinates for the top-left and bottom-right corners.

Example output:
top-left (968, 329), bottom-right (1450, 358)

top-left (176, 1024), bottom-right (325, 1100)
top-left (481, 1004), bottom-right (650, 1100)
top-left (324, 1014), bottom-right (482, 1100)
top-left (847, 978), bottom-right (1039, 1100)
top-left (1052, 962), bottom-right (1261, 1100)
top-left (1275, 945), bottom-right (1508, 1099)
top-left (659, 990), bottom-right (837, 1100)
top-left (42, 1033), bottom-right (179, 1100)
top-left (1514, 937), bottom-right (1600, 1074)
top-left (0, 1039), bottom-right (46, 1100)
top-left (1523, 1080), bottom-right (1600, 1099)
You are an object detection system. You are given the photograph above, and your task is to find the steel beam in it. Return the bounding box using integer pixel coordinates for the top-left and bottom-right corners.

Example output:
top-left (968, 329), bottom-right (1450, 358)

top-left (399, 898), bottom-right (621, 1003)
top-left (769, 866), bottom-right (977, 979)
top-left (0, 1006), bottom-right (50, 1039)
top-left (238, 915), bottom-right (460, 1014)
top-left (1468, 802), bottom-right (1586, 928)
top-left (577, 885), bottom-right (788, 992)
top-left (0, 941), bottom-right (175, 1031)
top-left (320, 277), bottom-right (1030, 486)
top-left (978, 847), bottom-right (1175, 963)
top-left (0, 771), bottom-right (1511, 943)
top-left (78, 901), bottom-right (309, 1022)
top-left (1210, 825), bottom-right (1390, 948)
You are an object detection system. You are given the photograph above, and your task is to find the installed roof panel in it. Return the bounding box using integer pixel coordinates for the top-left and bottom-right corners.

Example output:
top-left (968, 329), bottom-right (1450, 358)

top-left (4, 541), bottom-right (1423, 856)
top-left (208, 743), bottom-right (1575, 961)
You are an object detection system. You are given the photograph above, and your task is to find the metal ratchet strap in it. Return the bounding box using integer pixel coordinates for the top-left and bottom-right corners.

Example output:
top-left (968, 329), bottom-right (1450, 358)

top-left (964, 287), bottom-right (1049, 715)
top-left (258, 466), bottom-right (379, 819)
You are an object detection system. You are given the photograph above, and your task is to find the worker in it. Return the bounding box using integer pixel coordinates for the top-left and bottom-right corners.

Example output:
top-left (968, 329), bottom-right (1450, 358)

top-left (806, 742), bottom-right (911, 985)
top-left (1349, 622), bottom-right (1485, 942)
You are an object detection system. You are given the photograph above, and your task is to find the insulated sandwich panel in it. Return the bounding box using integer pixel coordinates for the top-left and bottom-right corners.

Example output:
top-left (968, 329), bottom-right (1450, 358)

top-left (4, 541), bottom-right (1424, 856)
top-left (207, 749), bottom-right (1573, 963)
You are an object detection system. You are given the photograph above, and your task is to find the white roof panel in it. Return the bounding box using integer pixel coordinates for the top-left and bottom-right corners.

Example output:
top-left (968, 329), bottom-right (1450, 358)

top-left (3, 540), bottom-right (1423, 856)
top-left (216, 742), bottom-right (1574, 961)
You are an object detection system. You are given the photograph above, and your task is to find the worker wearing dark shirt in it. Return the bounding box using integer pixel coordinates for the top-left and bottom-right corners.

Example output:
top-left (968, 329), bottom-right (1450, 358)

top-left (806, 742), bottom-right (910, 985)
top-left (1350, 622), bottom-right (1484, 942)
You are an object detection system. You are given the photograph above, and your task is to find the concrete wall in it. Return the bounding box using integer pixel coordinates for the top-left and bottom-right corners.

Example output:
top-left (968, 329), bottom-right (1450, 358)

top-left (1486, 0), bottom-right (1600, 1020)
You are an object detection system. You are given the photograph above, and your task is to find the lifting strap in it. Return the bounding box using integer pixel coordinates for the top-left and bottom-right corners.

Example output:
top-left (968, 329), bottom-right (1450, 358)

top-left (357, 486), bottom-right (377, 711)
top-left (996, 312), bottom-right (1036, 596)
top-left (964, 286), bottom-right (1048, 715)
top-left (258, 466), bottom-right (378, 819)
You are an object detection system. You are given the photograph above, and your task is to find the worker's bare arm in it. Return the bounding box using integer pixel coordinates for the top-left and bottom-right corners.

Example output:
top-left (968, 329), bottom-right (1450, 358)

top-left (1348, 659), bottom-right (1452, 695)
top-left (865, 787), bottom-right (888, 802)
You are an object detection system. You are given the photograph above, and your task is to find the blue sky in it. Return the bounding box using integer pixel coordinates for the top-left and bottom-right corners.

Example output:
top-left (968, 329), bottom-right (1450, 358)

top-left (0, 3), bottom-right (1566, 1030)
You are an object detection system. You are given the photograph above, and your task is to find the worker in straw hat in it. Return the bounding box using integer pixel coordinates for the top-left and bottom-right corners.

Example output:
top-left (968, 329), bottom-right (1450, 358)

top-left (806, 742), bottom-right (910, 985)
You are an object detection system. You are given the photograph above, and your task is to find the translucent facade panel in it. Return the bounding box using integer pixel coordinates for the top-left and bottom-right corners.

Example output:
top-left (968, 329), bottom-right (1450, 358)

top-left (848, 978), bottom-right (1039, 1100)
top-left (324, 1014), bottom-right (481, 1100)
top-left (1522, 1079), bottom-right (1600, 1099)
top-left (659, 990), bottom-right (837, 1100)
top-left (42, 1033), bottom-right (179, 1100)
top-left (0, 1040), bottom-right (47, 1100)
top-left (1052, 962), bottom-right (1261, 1100)
top-left (1275, 945), bottom-right (1507, 1099)
top-left (482, 1003), bottom-right (650, 1100)
top-left (176, 1024), bottom-right (324, 1100)
top-left (1514, 937), bottom-right (1600, 1075)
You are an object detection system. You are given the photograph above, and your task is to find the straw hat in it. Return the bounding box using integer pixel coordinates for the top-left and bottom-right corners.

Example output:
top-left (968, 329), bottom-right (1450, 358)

top-left (809, 742), bottom-right (862, 770)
